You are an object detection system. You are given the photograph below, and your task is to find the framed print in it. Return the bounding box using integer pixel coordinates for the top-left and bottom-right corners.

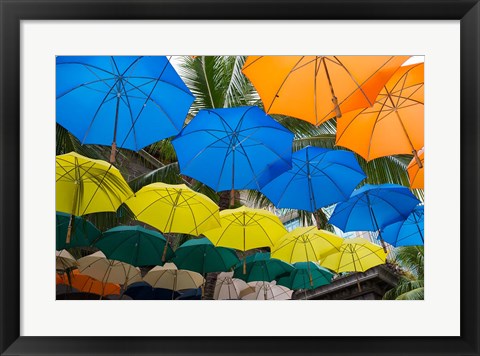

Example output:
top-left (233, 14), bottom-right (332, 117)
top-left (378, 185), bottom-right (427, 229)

top-left (1, 0), bottom-right (479, 355)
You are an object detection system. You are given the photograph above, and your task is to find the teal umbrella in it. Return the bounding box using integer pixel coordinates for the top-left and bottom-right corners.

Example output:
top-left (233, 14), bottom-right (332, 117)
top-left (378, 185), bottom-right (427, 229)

top-left (93, 226), bottom-right (174, 267)
top-left (233, 252), bottom-right (294, 283)
top-left (278, 262), bottom-right (333, 290)
top-left (173, 237), bottom-right (240, 275)
top-left (56, 212), bottom-right (101, 250)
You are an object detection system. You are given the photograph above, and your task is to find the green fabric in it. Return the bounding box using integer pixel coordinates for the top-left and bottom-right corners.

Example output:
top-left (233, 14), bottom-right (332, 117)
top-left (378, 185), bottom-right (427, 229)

top-left (278, 262), bottom-right (333, 290)
top-left (94, 225), bottom-right (173, 267)
top-left (233, 252), bottom-right (294, 282)
top-left (56, 212), bottom-right (101, 250)
top-left (173, 237), bottom-right (239, 274)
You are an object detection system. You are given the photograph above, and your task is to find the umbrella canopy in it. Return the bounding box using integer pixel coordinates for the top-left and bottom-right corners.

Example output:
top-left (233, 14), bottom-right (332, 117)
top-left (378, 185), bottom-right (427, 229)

top-left (407, 148), bottom-right (424, 189)
top-left (241, 281), bottom-right (293, 300)
top-left (77, 251), bottom-right (142, 286)
top-left (336, 63), bottom-right (424, 161)
top-left (321, 237), bottom-right (387, 273)
top-left (56, 249), bottom-right (78, 270)
top-left (125, 182), bottom-right (220, 236)
top-left (242, 55), bottom-right (409, 125)
top-left (172, 106), bottom-right (294, 194)
top-left (56, 270), bottom-right (121, 296)
top-left (271, 226), bottom-right (343, 263)
top-left (213, 271), bottom-right (249, 300)
top-left (56, 56), bottom-right (195, 162)
top-left (260, 146), bottom-right (366, 212)
top-left (381, 205), bottom-right (424, 246)
top-left (56, 212), bottom-right (101, 250)
top-left (56, 152), bottom-right (133, 216)
top-left (124, 282), bottom-right (181, 300)
top-left (93, 225), bottom-right (173, 267)
top-left (232, 252), bottom-right (294, 283)
top-left (203, 206), bottom-right (287, 251)
top-left (329, 184), bottom-right (420, 233)
top-left (277, 262), bottom-right (333, 290)
top-left (173, 237), bottom-right (240, 275)
top-left (143, 263), bottom-right (204, 291)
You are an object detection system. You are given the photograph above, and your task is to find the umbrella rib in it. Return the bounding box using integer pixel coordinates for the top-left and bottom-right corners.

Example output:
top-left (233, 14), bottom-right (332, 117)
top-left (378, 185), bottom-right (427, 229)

top-left (320, 56), bottom-right (405, 122)
top-left (365, 94), bottom-right (391, 160)
top-left (56, 77), bottom-right (117, 99)
top-left (266, 57), bottom-right (305, 113)
top-left (333, 56), bottom-right (373, 106)
top-left (79, 57), bottom-right (144, 145)
top-left (117, 61), bottom-right (173, 150)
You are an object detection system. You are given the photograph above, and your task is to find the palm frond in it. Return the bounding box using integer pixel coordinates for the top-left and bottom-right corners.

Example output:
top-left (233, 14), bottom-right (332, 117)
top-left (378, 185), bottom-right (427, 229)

top-left (128, 163), bottom-right (183, 192)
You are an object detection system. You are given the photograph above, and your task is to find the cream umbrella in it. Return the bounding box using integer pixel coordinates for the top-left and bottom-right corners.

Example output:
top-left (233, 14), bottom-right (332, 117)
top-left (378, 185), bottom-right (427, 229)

top-left (213, 271), bottom-right (249, 300)
top-left (241, 280), bottom-right (293, 300)
top-left (143, 263), bottom-right (204, 299)
top-left (56, 249), bottom-right (78, 271)
top-left (77, 251), bottom-right (142, 287)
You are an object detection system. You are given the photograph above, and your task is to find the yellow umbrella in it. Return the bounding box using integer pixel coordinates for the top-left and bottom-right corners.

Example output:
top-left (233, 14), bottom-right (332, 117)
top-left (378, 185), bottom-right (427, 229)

top-left (125, 182), bottom-right (221, 260)
top-left (271, 226), bottom-right (343, 263)
top-left (321, 237), bottom-right (387, 273)
top-left (56, 152), bottom-right (133, 243)
top-left (204, 206), bottom-right (287, 251)
top-left (143, 263), bottom-right (204, 299)
top-left (77, 251), bottom-right (142, 287)
top-left (204, 206), bottom-right (287, 273)
top-left (125, 182), bottom-right (220, 235)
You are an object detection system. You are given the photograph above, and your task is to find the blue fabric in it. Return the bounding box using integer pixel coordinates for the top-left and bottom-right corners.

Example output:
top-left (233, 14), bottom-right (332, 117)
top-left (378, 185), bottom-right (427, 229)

top-left (172, 106), bottom-right (294, 191)
top-left (260, 146), bottom-right (366, 212)
top-left (381, 205), bottom-right (424, 246)
top-left (329, 184), bottom-right (420, 232)
top-left (124, 282), bottom-right (181, 300)
top-left (56, 56), bottom-right (194, 151)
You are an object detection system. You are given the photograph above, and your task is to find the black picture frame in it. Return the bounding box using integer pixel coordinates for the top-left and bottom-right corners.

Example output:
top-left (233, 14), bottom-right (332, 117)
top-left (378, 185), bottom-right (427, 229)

top-left (1, 1), bottom-right (479, 355)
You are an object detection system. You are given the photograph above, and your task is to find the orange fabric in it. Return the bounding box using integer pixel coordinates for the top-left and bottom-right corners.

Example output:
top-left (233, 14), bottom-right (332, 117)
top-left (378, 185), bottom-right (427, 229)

top-left (56, 270), bottom-right (120, 296)
top-left (242, 56), bottom-right (409, 125)
top-left (407, 148), bottom-right (424, 189)
top-left (336, 63), bottom-right (424, 161)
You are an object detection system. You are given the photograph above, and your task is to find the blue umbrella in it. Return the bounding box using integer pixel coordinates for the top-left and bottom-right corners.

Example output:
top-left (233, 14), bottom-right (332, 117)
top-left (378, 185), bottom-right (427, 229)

top-left (381, 205), bottom-right (424, 246)
top-left (56, 56), bottom-right (194, 162)
top-left (260, 146), bottom-right (366, 212)
top-left (172, 106), bottom-right (294, 205)
top-left (124, 282), bottom-right (181, 300)
top-left (329, 184), bottom-right (420, 251)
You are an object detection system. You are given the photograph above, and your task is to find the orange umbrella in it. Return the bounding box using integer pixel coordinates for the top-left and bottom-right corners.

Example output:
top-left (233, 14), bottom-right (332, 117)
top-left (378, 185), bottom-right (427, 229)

top-left (56, 270), bottom-right (120, 296)
top-left (407, 147), bottom-right (424, 189)
top-left (242, 55), bottom-right (409, 125)
top-left (336, 63), bottom-right (424, 162)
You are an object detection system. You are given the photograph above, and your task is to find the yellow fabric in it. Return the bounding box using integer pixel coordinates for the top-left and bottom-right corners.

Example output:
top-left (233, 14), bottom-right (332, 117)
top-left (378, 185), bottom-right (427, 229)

top-left (320, 237), bottom-right (387, 273)
top-left (203, 206), bottom-right (287, 251)
top-left (271, 226), bottom-right (343, 263)
top-left (125, 182), bottom-right (220, 235)
top-left (56, 152), bottom-right (133, 216)
top-left (242, 55), bottom-right (409, 125)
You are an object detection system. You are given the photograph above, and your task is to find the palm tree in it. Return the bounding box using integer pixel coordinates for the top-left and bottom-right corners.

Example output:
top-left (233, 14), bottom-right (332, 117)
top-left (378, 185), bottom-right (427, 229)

top-left (383, 246), bottom-right (424, 300)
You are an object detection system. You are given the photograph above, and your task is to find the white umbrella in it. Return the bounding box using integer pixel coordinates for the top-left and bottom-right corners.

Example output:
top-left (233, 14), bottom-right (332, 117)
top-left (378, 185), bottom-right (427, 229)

top-left (241, 281), bottom-right (293, 300)
top-left (144, 263), bottom-right (204, 292)
top-left (78, 251), bottom-right (142, 286)
top-left (213, 271), bottom-right (249, 300)
top-left (56, 249), bottom-right (78, 270)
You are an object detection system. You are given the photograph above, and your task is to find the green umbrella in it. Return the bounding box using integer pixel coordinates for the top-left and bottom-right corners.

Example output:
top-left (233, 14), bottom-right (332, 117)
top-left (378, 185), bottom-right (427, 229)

top-left (93, 226), bottom-right (174, 267)
top-left (233, 252), bottom-right (294, 283)
top-left (56, 212), bottom-right (101, 250)
top-left (277, 262), bottom-right (333, 290)
top-left (173, 237), bottom-right (239, 275)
